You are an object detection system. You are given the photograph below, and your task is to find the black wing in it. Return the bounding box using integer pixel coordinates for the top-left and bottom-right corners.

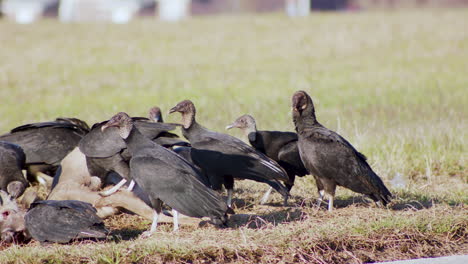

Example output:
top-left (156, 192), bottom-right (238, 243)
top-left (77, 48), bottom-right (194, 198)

top-left (25, 200), bottom-right (108, 243)
top-left (189, 133), bottom-right (290, 197)
top-left (277, 141), bottom-right (308, 177)
top-left (301, 126), bottom-right (391, 204)
top-left (0, 123), bottom-right (84, 165)
top-left (130, 148), bottom-right (227, 219)
top-left (79, 121), bottom-right (126, 158)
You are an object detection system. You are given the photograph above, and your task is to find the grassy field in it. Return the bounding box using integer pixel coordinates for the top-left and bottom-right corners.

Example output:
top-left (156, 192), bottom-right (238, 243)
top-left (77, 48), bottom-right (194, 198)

top-left (0, 8), bottom-right (467, 263)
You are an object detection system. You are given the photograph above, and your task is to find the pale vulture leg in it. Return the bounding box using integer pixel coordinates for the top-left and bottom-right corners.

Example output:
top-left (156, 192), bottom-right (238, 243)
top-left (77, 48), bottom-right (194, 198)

top-left (327, 194), bottom-right (334, 212)
top-left (260, 187), bottom-right (273, 205)
top-left (126, 180), bottom-right (135, 191)
top-left (140, 209), bottom-right (159, 238)
top-left (226, 189), bottom-right (233, 208)
top-left (316, 190), bottom-right (325, 208)
top-left (172, 209), bottom-right (179, 232)
top-left (100, 178), bottom-right (127, 196)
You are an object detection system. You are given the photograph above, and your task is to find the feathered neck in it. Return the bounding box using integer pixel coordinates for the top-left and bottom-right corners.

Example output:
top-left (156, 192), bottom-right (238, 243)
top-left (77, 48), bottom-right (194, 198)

top-left (293, 106), bottom-right (320, 134)
top-left (122, 124), bottom-right (151, 155)
top-left (119, 119), bottom-right (133, 139)
top-left (181, 111), bottom-right (195, 129)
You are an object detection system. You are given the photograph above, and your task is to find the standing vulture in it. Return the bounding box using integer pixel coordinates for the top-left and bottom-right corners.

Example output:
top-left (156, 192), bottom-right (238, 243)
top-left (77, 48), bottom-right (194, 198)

top-left (0, 118), bottom-right (89, 181)
top-left (169, 100), bottom-right (290, 207)
top-left (102, 112), bottom-right (230, 236)
top-left (0, 142), bottom-right (28, 198)
top-left (25, 200), bottom-right (108, 243)
top-left (226, 114), bottom-right (308, 202)
top-left (79, 107), bottom-right (188, 195)
top-left (291, 90), bottom-right (392, 211)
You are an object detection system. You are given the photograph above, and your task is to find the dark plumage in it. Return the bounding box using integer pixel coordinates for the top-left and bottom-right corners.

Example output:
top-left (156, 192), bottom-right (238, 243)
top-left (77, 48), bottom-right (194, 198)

top-left (291, 90), bottom-right (392, 211)
top-left (25, 200), bottom-right (108, 243)
top-left (79, 114), bottom-right (184, 182)
top-left (227, 114), bottom-right (308, 192)
top-left (0, 142), bottom-right (28, 198)
top-left (169, 100), bottom-right (290, 206)
top-left (0, 119), bottom-right (89, 180)
top-left (102, 112), bottom-right (230, 235)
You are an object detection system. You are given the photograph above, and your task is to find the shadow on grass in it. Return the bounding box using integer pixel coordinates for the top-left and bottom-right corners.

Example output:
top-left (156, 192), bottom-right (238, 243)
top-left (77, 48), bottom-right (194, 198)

top-left (293, 190), bottom-right (465, 211)
top-left (110, 228), bottom-right (146, 241)
top-left (225, 208), bottom-right (305, 229)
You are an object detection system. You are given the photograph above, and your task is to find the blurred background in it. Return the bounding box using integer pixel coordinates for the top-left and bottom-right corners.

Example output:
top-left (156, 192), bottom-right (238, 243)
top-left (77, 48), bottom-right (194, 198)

top-left (2, 0), bottom-right (468, 24)
top-left (0, 1), bottom-right (466, 185)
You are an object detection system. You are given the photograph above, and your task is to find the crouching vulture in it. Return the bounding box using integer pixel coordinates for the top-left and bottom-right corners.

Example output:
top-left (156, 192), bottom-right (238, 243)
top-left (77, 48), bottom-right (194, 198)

top-left (0, 142), bottom-right (29, 198)
top-left (101, 112), bottom-right (230, 236)
top-left (169, 100), bottom-right (290, 207)
top-left (291, 90), bottom-right (392, 211)
top-left (25, 200), bottom-right (109, 243)
top-left (0, 118), bottom-right (89, 182)
top-left (226, 114), bottom-right (308, 203)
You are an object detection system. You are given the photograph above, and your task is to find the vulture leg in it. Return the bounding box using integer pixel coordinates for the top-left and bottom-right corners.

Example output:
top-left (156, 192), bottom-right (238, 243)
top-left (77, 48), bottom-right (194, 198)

top-left (140, 209), bottom-right (160, 238)
top-left (172, 209), bottom-right (179, 232)
top-left (126, 180), bottom-right (135, 191)
top-left (327, 194), bottom-right (334, 212)
top-left (141, 199), bottom-right (163, 238)
top-left (316, 190), bottom-right (325, 209)
top-left (226, 189), bottom-right (233, 208)
top-left (260, 187), bottom-right (273, 205)
top-left (321, 179), bottom-right (336, 212)
top-left (100, 178), bottom-right (127, 196)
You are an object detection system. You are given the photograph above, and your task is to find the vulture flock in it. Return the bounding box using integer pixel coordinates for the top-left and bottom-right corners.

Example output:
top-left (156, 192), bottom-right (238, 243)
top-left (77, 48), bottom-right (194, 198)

top-left (0, 91), bottom-right (392, 244)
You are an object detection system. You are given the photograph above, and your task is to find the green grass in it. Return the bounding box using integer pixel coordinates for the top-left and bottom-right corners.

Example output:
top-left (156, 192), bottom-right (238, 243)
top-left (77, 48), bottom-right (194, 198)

top-left (0, 8), bottom-right (467, 263)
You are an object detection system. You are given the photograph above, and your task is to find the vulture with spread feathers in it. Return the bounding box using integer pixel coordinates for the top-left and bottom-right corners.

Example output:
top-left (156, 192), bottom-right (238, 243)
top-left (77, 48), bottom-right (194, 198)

top-left (226, 114), bottom-right (308, 203)
top-left (0, 118), bottom-right (89, 181)
top-left (169, 100), bottom-right (290, 206)
top-left (291, 90), bottom-right (392, 211)
top-left (101, 112), bottom-right (230, 236)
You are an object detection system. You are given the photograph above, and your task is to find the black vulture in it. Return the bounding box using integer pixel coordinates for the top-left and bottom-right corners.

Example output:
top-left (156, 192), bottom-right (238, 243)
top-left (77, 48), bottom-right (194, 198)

top-left (291, 90), bottom-right (392, 211)
top-left (0, 142), bottom-right (28, 198)
top-left (226, 114), bottom-right (308, 202)
top-left (0, 118), bottom-right (89, 181)
top-left (25, 200), bottom-right (108, 243)
top-left (101, 112), bottom-right (230, 236)
top-left (79, 108), bottom-right (188, 196)
top-left (169, 100), bottom-right (290, 207)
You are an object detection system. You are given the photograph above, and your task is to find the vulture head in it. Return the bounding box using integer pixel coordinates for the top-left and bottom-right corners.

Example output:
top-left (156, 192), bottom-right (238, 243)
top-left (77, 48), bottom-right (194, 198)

top-left (101, 112), bottom-right (133, 139)
top-left (292, 90), bottom-right (316, 121)
top-left (226, 114), bottom-right (256, 130)
top-left (6, 181), bottom-right (26, 199)
top-left (169, 100), bottom-right (196, 129)
top-left (148, 107), bottom-right (163, 123)
top-left (226, 114), bottom-right (257, 140)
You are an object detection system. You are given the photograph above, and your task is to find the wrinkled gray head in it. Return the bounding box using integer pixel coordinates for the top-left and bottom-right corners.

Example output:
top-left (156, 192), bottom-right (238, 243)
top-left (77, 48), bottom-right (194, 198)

top-left (169, 100), bottom-right (196, 129)
top-left (6, 181), bottom-right (26, 199)
top-left (101, 112), bottom-right (133, 139)
top-left (226, 115), bottom-right (256, 131)
top-left (148, 107), bottom-right (163, 123)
